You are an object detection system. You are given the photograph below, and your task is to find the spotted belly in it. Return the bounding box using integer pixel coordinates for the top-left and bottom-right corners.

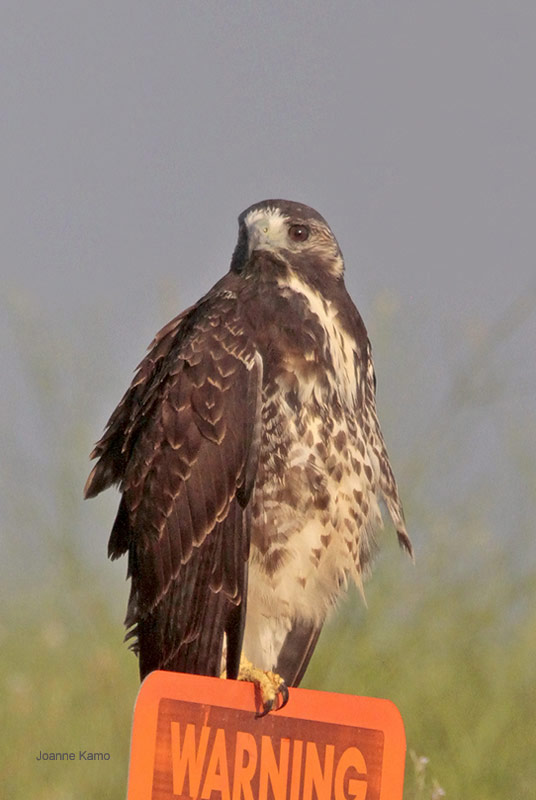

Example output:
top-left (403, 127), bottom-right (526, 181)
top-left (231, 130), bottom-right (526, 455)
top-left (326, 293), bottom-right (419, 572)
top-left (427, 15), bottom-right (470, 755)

top-left (241, 400), bottom-right (383, 671)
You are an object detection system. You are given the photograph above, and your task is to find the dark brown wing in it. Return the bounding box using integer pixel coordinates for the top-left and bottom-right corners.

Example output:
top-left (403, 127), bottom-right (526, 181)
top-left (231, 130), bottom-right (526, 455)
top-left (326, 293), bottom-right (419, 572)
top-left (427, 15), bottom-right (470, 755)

top-left (85, 291), bottom-right (262, 679)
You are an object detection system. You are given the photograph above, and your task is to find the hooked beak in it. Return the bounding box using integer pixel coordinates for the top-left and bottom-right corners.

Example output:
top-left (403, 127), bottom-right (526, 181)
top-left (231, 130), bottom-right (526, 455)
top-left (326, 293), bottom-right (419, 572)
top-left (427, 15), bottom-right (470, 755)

top-left (247, 221), bottom-right (273, 256)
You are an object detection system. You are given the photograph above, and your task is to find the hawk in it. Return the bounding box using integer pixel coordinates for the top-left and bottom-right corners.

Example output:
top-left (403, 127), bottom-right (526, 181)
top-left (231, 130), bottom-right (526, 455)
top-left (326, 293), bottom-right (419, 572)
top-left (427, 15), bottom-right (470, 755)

top-left (85, 199), bottom-right (412, 713)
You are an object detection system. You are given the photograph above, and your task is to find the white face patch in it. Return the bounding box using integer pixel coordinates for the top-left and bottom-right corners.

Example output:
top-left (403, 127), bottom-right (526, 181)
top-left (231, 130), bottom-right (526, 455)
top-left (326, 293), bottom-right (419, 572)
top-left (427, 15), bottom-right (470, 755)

top-left (244, 206), bottom-right (290, 255)
top-left (243, 205), bottom-right (344, 278)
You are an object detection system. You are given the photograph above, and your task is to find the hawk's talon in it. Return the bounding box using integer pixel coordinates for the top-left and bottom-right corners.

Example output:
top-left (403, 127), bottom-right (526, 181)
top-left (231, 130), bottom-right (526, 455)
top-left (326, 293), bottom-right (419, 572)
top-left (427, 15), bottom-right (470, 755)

top-left (238, 655), bottom-right (289, 717)
top-left (279, 681), bottom-right (289, 709)
top-left (255, 701), bottom-right (273, 719)
top-left (254, 680), bottom-right (288, 718)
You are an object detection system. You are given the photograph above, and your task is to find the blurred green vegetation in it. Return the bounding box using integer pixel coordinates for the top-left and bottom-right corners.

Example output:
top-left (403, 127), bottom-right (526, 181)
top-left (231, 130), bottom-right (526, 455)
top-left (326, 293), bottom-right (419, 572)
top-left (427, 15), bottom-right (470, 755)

top-left (2, 293), bottom-right (535, 798)
top-left (1, 583), bottom-right (137, 799)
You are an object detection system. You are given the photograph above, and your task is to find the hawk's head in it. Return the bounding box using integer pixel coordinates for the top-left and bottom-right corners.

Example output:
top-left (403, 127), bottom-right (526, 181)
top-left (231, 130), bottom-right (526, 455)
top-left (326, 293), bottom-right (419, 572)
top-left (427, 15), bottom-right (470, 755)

top-left (230, 199), bottom-right (344, 281)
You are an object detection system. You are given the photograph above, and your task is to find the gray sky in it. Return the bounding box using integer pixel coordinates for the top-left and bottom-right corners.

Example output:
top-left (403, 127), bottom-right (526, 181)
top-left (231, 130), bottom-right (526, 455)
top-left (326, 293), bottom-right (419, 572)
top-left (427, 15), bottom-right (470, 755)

top-left (1, 1), bottom-right (535, 574)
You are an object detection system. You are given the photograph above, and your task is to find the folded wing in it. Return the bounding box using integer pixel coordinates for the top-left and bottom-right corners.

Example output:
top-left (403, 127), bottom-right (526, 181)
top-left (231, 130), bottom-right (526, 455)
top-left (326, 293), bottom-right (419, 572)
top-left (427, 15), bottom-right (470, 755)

top-left (85, 292), bottom-right (262, 679)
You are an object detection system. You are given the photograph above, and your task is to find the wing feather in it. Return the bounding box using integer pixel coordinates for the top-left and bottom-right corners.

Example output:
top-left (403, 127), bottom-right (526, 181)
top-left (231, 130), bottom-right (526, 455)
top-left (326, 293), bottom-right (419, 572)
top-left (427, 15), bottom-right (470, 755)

top-left (85, 290), bottom-right (262, 679)
top-left (363, 339), bottom-right (413, 559)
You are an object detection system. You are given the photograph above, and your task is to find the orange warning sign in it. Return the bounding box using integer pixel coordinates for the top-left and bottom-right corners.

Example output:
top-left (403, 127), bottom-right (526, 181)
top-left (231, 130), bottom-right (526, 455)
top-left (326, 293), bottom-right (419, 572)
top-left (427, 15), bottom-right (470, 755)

top-left (127, 671), bottom-right (406, 800)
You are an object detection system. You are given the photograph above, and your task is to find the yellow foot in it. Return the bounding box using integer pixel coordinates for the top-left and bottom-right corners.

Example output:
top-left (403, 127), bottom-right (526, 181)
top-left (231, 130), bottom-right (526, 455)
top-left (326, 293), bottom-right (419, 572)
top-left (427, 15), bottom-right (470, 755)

top-left (237, 655), bottom-right (289, 718)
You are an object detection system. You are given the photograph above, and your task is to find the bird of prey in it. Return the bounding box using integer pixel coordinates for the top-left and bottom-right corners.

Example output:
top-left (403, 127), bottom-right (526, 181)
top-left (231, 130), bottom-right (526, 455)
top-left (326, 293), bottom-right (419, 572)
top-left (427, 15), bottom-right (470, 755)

top-left (85, 198), bottom-right (412, 713)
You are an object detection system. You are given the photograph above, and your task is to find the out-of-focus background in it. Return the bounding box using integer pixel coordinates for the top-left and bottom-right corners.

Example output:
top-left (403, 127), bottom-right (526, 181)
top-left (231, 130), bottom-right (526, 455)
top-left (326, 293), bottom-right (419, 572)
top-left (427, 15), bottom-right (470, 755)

top-left (2, 2), bottom-right (535, 798)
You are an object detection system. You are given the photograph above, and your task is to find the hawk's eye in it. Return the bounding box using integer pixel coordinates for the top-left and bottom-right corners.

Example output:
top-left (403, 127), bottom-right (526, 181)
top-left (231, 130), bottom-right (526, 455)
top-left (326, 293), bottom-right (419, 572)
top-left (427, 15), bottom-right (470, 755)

top-left (288, 224), bottom-right (310, 243)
